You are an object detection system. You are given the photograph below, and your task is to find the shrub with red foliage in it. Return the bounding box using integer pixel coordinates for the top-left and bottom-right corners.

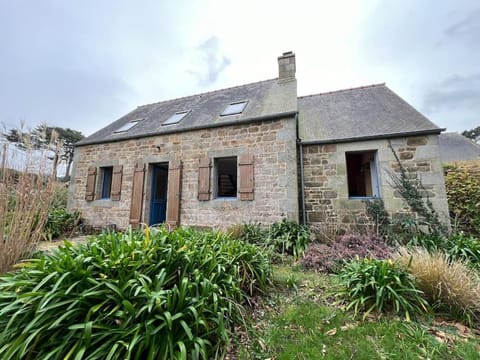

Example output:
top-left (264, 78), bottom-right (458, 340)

top-left (301, 234), bottom-right (394, 273)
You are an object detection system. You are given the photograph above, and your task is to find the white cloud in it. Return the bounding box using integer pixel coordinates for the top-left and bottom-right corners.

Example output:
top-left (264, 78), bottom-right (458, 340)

top-left (0, 0), bottom-right (478, 135)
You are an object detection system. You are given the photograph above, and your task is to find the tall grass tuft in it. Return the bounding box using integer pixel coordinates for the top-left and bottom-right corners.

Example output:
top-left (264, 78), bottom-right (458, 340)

top-left (0, 226), bottom-right (271, 359)
top-left (0, 140), bottom-right (58, 273)
top-left (336, 258), bottom-right (428, 320)
top-left (397, 247), bottom-right (480, 320)
top-left (228, 219), bottom-right (310, 260)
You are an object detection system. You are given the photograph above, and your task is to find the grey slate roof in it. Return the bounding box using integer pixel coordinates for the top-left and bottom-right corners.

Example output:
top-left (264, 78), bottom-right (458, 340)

top-left (438, 132), bottom-right (480, 163)
top-left (78, 79), bottom-right (444, 147)
top-left (77, 78), bottom-right (297, 146)
top-left (298, 84), bottom-right (443, 143)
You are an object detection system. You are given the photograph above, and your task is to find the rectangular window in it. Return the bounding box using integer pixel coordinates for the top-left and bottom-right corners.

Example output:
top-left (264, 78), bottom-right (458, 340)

top-left (114, 119), bottom-right (141, 133)
top-left (100, 166), bottom-right (113, 199)
top-left (162, 110), bottom-right (190, 126)
top-left (221, 101), bottom-right (248, 116)
top-left (345, 151), bottom-right (380, 198)
top-left (214, 157), bottom-right (237, 198)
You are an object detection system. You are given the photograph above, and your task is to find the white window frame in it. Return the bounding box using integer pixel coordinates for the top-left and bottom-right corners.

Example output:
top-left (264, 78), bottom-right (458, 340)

top-left (345, 150), bottom-right (381, 199)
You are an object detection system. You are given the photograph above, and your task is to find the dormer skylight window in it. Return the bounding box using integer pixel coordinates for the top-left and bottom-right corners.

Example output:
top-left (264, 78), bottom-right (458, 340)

top-left (114, 119), bottom-right (141, 133)
top-left (162, 110), bottom-right (190, 126)
top-left (221, 101), bottom-right (248, 116)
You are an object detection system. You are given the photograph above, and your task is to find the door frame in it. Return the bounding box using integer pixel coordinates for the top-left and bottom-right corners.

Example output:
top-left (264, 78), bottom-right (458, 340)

top-left (148, 163), bottom-right (169, 226)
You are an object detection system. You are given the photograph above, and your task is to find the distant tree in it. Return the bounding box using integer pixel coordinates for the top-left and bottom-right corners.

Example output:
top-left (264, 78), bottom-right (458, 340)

top-left (55, 127), bottom-right (84, 180)
top-left (4, 129), bottom-right (22, 143)
top-left (462, 126), bottom-right (480, 143)
top-left (3, 129), bottom-right (30, 149)
top-left (2, 124), bottom-right (84, 179)
top-left (31, 125), bottom-right (85, 179)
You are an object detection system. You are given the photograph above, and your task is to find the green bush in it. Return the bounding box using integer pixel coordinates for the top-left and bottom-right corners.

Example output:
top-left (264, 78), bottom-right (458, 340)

top-left (0, 227), bottom-right (271, 359)
top-left (447, 233), bottom-right (480, 269)
top-left (404, 233), bottom-right (449, 252)
top-left (336, 258), bottom-right (428, 320)
top-left (44, 208), bottom-right (80, 239)
top-left (267, 219), bottom-right (310, 258)
top-left (404, 233), bottom-right (480, 270)
top-left (230, 219), bottom-right (310, 260)
top-left (444, 163), bottom-right (480, 236)
top-left (228, 222), bottom-right (267, 246)
top-left (50, 183), bottom-right (69, 209)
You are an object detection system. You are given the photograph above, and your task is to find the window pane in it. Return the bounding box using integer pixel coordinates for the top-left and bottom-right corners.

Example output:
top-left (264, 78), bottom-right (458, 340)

top-left (215, 157), bottom-right (237, 198)
top-left (346, 151), bottom-right (379, 198)
top-left (163, 111), bottom-right (189, 125)
top-left (101, 167), bottom-right (113, 199)
top-left (114, 120), bottom-right (140, 133)
top-left (221, 101), bottom-right (247, 116)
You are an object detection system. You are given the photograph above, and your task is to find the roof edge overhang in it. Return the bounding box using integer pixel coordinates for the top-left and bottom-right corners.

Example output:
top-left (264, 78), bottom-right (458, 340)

top-left (75, 110), bottom-right (298, 147)
top-left (300, 128), bottom-right (446, 146)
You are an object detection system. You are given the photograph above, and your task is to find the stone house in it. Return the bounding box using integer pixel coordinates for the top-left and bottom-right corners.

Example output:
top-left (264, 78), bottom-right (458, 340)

top-left (68, 52), bottom-right (449, 233)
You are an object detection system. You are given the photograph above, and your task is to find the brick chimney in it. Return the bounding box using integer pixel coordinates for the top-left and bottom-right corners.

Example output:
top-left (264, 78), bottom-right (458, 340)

top-left (278, 51), bottom-right (296, 81)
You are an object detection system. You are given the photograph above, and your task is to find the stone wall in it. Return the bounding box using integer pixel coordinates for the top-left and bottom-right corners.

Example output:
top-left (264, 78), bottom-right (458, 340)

top-left (68, 118), bottom-right (298, 230)
top-left (302, 135), bottom-right (449, 237)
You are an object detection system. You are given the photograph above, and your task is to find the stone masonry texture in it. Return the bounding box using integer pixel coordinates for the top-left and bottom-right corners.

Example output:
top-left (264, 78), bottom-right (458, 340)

top-left (302, 135), bottom-right (449, 236)
top-left (68, 118), bottom-right (298, 230)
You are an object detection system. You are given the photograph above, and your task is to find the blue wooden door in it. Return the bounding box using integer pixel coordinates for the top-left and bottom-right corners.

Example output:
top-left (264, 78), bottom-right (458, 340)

top-left (149, 164), bottom-right (168, 225)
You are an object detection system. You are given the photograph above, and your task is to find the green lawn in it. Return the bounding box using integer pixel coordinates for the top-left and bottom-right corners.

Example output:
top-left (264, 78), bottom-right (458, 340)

top-left (235, 265), bottom-right (480, 359)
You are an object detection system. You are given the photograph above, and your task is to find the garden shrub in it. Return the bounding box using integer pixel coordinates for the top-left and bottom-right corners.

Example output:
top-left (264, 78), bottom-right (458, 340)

top-left (397, 247), bottom-right (480, 321)
top-left (44, 208), bottom-right (81, 239)
top-left (228, 222), bottom-right (267, 246)
top-left (404, 233), bottom-right (450, 253)
top-left (267, 219), bottom-right (310, 258)
top-left (446, 233), bottom-right (480, 269)
top-left (336, 258), bottom-right (428, 320)
top-left (444, 163), bottom-right (480, 236)
top-left (404, 233), bottom-right (480, 270)
top-left (301, 234), bottom-right (394, 273)
top-left (231, 219), bottom-right (310, 260)
top-left (50, 182), bottom-right (69, 209)
top-left (0, 226), bottom-right (272, 359)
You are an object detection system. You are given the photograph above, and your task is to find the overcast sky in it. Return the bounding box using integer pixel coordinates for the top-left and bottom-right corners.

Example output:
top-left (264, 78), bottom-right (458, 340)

top-left (0, 0), bottom-right (478, 136)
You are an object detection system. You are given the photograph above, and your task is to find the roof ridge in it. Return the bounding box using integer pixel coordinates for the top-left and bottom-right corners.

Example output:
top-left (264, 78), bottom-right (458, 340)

top-left (298, 83), bottom-right (386, 99)
top-left (137, 77), bottom-right (278, 108)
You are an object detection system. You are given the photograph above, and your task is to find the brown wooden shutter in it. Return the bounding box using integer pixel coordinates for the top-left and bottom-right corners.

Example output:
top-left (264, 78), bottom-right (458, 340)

top-left (85, 167), bottom-right (97, 201)
top-left (129, 162), bottom-right (145, 229)
top-left (111, 165), bottom-right (123, 201)
top-left (239, 155), bottom-right (254, 201)
top-left (197, 158), bottom-right (211, 201)
top-left (166, 160), bottom-right (182, 230)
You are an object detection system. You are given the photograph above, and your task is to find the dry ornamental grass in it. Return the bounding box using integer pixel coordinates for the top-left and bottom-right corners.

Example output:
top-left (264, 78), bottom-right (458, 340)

top-left (0, 141), bottom-right (58, 273)
top-left (397, 247), bottom-right (480, 318)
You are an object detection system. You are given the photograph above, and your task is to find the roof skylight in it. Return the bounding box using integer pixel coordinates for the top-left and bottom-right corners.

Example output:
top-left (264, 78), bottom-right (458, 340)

top-left (221, 101), bottom-right (248, 116)
top-left (114, 119), bottom-right (141, 133)
top-left (162, 110), bottom-right (190, 126)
